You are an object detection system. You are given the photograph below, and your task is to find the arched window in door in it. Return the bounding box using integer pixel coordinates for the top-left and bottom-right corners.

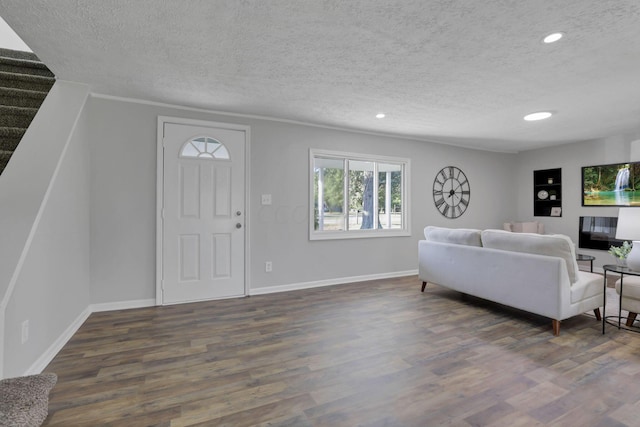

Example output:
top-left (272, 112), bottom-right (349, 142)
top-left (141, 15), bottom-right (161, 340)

top-left (180, 136), bottom-right (230, 159)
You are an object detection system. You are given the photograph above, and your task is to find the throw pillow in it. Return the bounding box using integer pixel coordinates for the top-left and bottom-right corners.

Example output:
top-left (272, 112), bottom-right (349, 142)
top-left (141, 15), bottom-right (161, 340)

top-left (424, 226), bottom-right (482, 247)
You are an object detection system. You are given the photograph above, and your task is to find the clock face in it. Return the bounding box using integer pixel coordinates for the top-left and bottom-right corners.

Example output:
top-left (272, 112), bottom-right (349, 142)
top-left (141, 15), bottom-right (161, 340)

top-left (433, 166), bottom-right (470, 219)
top-left (537, 190), bottom-right (549, 200)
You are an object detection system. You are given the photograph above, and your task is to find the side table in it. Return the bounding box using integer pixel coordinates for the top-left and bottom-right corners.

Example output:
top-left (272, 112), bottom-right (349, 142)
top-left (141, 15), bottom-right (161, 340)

top-left (576, 254), bottom-right (595, 272)
top-left (602, 264), bottom-right (640, 334)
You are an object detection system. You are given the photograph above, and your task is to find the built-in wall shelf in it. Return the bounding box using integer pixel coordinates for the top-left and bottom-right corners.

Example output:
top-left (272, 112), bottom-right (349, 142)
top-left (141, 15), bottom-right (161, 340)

top-left (534, 168), bottom-right (562, 217)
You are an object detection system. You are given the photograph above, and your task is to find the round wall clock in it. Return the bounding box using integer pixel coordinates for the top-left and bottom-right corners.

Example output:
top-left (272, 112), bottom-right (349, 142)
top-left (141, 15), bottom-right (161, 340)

top-left (537, 190), bottom-right (549, 200)
top-left (432, 166), bottom-right (470, 219)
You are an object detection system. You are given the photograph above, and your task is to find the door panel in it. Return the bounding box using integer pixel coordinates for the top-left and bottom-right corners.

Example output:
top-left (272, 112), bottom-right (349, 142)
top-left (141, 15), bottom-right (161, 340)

top-left (180, 164), bottom-right (201, 218)
top-left (180, 234), bottom-right (200, 281)
top-left (162, 122), bottom-right (245, 304)
top-left (212, 233), bottom-right (231, 278)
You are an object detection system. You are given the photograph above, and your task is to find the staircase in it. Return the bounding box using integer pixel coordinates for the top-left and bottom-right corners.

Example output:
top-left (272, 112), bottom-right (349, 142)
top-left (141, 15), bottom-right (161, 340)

top-left (0, 48), bottom-right (55, 175)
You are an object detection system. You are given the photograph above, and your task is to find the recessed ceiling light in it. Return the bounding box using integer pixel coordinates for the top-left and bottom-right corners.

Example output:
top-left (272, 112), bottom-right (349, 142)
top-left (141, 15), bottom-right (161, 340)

top-left (376, 113), bottom-right (385, 119)
top-left (543, 32), bottom-right (564, 44)
top-left (524, 111), bottom-right (553, 121)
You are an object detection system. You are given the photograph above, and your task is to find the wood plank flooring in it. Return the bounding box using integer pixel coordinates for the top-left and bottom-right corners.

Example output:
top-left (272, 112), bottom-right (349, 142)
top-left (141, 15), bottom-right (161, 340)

top-left (42, 275), bottom-right (640, 426)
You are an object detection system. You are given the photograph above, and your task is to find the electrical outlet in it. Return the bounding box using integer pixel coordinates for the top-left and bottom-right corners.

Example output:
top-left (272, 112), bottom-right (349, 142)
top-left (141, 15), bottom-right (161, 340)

top-left (21, 320), bottom-right (29, 344)
top-left (265, 261), bottom-right (273, 272)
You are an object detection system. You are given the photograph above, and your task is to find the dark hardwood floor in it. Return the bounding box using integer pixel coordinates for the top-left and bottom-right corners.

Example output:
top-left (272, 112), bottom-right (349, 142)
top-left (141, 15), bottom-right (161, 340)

top-left (42, 275), bottom-right (640, 426)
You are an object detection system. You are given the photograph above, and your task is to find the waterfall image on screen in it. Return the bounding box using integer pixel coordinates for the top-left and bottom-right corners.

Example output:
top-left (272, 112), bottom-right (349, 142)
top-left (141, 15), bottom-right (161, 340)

top-left (582, 162), bottom-right (640, 206)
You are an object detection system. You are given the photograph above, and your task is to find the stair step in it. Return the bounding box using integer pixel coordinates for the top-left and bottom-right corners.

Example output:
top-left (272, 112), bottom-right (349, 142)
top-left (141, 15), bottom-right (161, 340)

top-left (0, 71), bottom-right (55, 92)
top-left (0, 48), bottom-right (40, 62)
top-left (0, 87), bottom-right (48, 108)
top-left (0, 149), bottom-right (12, 174)
top-left (0, 49), bottom-right (53, 176)
top-left (0, 127), bottom-right (26, 151)
top-left (0, 105), bottom-right (38, 128)
top-left (0, 56), bottom-right (54, 77)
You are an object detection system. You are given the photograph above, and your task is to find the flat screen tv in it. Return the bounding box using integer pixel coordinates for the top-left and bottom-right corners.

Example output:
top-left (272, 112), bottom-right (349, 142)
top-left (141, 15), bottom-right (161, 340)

top-left (579, 216), bottom-right (624, 250)
top-left (582, 161), bottom-right (640, 206)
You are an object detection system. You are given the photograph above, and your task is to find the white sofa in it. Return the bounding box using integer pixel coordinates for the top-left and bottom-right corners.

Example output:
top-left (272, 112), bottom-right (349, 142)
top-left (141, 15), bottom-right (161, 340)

top-left (418, 226), bottom-right (604, 335)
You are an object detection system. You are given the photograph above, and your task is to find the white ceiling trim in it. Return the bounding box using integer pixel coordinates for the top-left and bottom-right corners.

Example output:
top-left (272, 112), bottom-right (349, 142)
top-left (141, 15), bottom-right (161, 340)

top-left (91, 92), bottom-right (519, 154)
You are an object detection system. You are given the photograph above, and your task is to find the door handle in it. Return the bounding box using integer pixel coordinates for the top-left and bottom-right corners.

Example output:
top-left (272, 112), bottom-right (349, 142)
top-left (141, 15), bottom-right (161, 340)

top-left (236, 211), bottom-right (242, 216)
top-left (236, 223), bottom-right (242, 229)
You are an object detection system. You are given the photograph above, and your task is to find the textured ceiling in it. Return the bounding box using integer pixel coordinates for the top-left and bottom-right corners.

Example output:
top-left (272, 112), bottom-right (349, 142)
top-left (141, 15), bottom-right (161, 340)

top-left (2, 0), bottom-right (640, 152)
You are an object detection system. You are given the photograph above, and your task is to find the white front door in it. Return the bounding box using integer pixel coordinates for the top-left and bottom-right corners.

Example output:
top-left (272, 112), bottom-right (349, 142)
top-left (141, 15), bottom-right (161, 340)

top-left (160, 121), bottom-right (246, 304)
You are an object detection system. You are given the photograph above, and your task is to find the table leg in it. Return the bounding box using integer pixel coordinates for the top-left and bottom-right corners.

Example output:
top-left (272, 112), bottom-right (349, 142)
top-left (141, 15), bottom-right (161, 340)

top-left (619, 275), bottom-right (624, 330)
top-left (603, 270), bottom-right (607, 334)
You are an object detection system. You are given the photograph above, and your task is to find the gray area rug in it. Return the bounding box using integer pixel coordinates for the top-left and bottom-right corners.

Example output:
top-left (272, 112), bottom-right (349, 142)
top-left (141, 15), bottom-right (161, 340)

top-left (0, 373), bottom-right (57, 427)
top-left (586, 286), bottom-right (637, 327)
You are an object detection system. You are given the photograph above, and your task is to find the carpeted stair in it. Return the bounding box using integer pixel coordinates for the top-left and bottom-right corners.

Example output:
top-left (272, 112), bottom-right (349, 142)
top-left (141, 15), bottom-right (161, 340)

top-left (0, 48), bottom-right (55, 175)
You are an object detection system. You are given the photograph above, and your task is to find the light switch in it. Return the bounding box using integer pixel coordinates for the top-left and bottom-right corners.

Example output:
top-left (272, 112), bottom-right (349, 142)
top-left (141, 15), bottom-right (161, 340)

top-left (261, 194), bottom-right (272, 205)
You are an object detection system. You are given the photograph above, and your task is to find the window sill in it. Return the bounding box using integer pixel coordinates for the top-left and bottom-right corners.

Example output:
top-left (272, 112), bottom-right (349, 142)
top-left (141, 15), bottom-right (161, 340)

top-left (310, 229), bottom-right (411, 241)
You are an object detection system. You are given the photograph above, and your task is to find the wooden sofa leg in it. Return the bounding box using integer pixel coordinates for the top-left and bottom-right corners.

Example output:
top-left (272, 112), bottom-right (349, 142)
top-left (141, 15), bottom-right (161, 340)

top-left (593, 308), bottom-right (602, 321)
top-left (421, 281), bottom-right (427, 292)
top-left (552, 320), bottom-right (560, 336)
top-left (626, 312), bottom-right (637, 327)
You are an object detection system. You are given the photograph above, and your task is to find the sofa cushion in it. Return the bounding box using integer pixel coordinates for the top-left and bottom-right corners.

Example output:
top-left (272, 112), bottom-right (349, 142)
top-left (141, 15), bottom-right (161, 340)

top-left (424, 226), bottom-right (482, 247)
top-left (481, 229), bottom-right (580, 283)
top-left (571, 271), bottom-right (603, 303)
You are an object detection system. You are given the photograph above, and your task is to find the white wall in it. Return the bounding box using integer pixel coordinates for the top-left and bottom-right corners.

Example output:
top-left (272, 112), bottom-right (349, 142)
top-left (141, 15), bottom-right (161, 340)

top-left (0, 16), bottom-right (31, 52)
top-left (248, 120), bottom-right (516, 290)
top-left (515, 132), bottom-right (640, 271)
top-left (88, 96), bottom-right (518, 302)
top-left (1, 81), bottom-right (91, 377)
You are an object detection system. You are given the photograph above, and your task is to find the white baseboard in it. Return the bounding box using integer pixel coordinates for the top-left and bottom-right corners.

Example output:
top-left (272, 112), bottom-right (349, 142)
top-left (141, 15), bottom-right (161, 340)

top-left (90, 299), bottom-right (156, 313)
top-left (249, 270), bottom-right (418, 296)
top-left (25, 306), bottom-right (92, 375)
top-left (25, 271), bottom-right (418, 375)
top-left (24, 299), bottom-right (155, 376)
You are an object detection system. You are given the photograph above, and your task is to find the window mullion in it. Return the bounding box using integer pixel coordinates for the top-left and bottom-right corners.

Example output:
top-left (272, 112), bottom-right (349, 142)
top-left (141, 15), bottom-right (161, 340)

top-left (385, 170), bottom-right (391, 229)
top-left (343, 158), bottom-right (349, 231)
top-left (373, 162), bottom-right (379, 229)
top-left (317, 167), bottom-right (324, 231)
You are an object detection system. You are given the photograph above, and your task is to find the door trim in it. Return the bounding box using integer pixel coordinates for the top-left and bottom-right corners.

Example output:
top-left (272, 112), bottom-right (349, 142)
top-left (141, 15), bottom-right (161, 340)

top-left (156, 116), bottom-right (251, 305)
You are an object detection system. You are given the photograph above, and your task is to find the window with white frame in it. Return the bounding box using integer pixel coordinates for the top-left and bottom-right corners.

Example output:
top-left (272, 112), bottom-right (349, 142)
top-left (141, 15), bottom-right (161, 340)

top-left (310, 149), bottom-right (410, 240)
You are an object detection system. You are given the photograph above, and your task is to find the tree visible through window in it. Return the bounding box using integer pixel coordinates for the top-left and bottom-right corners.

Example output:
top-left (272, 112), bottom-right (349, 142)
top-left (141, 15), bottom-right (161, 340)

top-left (311, 150), bottom-right (409, 239)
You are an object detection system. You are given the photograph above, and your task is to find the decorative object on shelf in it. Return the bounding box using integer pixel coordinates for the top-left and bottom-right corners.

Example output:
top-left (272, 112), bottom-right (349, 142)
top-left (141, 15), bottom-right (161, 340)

top-left (533, 168), bottom-right (562, 217)
top-left (609, 241), bottom-right (632, 267)
top-left (615, 208), bottom-right (640, 270)
top-left (432, 166), bottom-right (470, 219)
